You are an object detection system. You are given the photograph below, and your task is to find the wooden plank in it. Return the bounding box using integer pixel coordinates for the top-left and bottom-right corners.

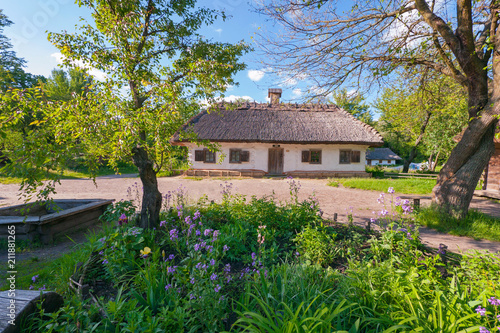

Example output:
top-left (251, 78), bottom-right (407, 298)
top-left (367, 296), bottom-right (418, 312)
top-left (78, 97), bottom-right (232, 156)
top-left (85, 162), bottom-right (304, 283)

top-left (0, 217), bottom-right (40, 224)
top-left (0, 290), bottom-right (63, 333)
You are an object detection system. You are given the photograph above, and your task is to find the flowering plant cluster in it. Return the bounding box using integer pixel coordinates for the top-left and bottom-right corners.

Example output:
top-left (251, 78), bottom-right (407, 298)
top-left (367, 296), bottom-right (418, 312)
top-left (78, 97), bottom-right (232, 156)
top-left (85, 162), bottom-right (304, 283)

top-left (475, 297), bottom-right (500, 332)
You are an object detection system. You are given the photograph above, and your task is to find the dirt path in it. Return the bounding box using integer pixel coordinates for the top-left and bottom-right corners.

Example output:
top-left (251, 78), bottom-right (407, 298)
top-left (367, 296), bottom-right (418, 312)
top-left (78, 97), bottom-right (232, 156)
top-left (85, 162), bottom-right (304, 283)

top-left (1, 176), bottom-right (500, 259)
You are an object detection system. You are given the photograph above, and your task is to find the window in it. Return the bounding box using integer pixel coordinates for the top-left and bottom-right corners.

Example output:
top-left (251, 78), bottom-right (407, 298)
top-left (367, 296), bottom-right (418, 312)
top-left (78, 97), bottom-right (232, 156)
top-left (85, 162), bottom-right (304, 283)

top-left (230, 149), bottom-right (250, 163)
top-left (194, 149), bottom-right (216, 163)
top-left (340, 150), bottom-right (361, 164)
top-left (310, 150), bottom-right (322, 164)
top-left (301, 149), bottom-right (322, 164)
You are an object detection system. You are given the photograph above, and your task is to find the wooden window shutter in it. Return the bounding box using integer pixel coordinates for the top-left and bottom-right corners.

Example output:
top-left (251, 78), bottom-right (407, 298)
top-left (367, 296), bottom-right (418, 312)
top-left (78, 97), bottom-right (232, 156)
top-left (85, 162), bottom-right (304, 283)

top-left (194, 150), bottom-right (204, 161)
top-left (351, 151), bottom-right (361, 163)
top-left (301, 150), bottom-right (310, 162)
top-left (241, 151), bottom-right (250, 162)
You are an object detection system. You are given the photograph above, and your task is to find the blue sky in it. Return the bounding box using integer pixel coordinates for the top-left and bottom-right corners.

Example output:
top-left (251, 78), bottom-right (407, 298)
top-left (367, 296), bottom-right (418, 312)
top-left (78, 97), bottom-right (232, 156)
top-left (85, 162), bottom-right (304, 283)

top-left (2, 0), bottom-right (308, 103)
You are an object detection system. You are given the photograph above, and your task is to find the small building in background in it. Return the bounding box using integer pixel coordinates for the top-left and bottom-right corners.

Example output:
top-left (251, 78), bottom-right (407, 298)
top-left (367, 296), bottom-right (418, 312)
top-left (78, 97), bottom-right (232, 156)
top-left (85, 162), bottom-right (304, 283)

top-left (172, 89), bottom-right (383, 178)
top-left (365, 148), bottom-right (402, 166)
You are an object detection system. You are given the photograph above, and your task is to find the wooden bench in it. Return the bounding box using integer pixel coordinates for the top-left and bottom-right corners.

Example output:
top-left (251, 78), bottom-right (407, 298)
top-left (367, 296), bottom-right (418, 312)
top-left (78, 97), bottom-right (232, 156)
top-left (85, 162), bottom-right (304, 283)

top-left (0, 290), bottom-right (63, 333)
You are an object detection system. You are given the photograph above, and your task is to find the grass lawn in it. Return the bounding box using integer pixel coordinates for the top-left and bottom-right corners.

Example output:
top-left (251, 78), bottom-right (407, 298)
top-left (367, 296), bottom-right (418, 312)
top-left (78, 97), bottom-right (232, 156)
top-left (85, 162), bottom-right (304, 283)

top-left (416, 207), bottom-right (500, 242)
top-left (329, 177), bottom-right (482, 195)
top-left (328, 177), bottom-right (436, 195)
top-left (0, 165), bottom-right (139, 184)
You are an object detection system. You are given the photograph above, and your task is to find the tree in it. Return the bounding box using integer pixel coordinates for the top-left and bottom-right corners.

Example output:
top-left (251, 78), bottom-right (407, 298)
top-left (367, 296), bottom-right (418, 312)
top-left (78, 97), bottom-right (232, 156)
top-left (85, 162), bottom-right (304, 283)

top-left (256, 0), bottom-right (500, 218)
top-left (331, 89), bottom-right (374, 125)
top-left (0, 10), bottom-right (43, 90)
top-left (43, 68), bottom-right (92, 101)
top-left (374, 73), bottom-right (468, 172)
top-left (2, 0), bottom-right (248, 228)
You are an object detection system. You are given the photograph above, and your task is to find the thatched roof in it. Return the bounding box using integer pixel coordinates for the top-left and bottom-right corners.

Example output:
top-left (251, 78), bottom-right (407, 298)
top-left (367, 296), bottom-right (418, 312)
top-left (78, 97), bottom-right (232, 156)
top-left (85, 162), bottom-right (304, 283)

top-left (173, 102), bottom-right (383, 146)
top-left (366, 148), bottom-right (402, 160)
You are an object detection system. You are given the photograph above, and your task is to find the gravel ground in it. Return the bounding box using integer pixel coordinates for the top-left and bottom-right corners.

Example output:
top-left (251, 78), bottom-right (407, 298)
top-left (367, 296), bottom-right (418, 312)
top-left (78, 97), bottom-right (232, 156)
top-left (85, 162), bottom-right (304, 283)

top-left (1, 175), bottom-right (500, 259)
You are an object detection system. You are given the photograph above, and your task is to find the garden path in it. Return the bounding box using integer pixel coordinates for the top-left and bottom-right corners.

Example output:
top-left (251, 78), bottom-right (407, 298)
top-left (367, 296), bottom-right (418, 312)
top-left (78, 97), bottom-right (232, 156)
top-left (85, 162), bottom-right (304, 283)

top-left (1, 176), bottom-right (500, 256)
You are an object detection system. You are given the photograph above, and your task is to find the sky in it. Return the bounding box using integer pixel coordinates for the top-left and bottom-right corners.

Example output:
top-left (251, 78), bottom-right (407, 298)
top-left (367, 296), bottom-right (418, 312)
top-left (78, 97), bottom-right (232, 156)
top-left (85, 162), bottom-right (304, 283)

top-left (2, 0), bottom-right (311, 103)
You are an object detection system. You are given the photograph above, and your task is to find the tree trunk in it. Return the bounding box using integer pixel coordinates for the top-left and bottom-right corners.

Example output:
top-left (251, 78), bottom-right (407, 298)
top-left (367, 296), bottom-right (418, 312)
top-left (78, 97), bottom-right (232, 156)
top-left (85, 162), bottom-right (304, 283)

top-left (431, 150), bottom-right (441, 172)
top-left (132, 145), bottom-right (162, 229)
top-left (432, 123), bottom-right (495, 217)
top-left (402, 111), bottom-right (432, 173)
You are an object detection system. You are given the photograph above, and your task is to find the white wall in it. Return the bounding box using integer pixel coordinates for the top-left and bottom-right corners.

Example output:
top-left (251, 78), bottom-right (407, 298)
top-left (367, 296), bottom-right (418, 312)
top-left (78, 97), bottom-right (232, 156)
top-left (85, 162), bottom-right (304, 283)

top-left (185, 143), bottom-right (369, 172)
top-left (368, 159), bottom-right (396, 166)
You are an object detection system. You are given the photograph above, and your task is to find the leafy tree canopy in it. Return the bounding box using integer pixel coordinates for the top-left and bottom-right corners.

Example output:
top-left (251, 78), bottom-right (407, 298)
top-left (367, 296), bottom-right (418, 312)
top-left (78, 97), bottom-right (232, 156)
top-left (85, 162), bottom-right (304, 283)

top-left (331, 89), bottom-right (374, 125)
top-left (1, 0), bottom-right (249, 228)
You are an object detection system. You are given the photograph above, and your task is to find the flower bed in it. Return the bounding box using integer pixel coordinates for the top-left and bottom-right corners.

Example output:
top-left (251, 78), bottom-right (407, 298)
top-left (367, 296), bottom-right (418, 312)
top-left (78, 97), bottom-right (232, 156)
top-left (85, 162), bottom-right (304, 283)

top-left (26, 180), bottom-right (500, 332)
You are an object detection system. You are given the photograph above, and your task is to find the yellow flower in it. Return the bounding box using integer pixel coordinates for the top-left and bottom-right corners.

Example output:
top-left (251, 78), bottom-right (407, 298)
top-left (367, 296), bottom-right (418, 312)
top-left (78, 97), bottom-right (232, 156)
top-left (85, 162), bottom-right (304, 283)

top-left (162, 250), bottom-right (165, 259)
top-left (140, 247), bottom-right (152, 256)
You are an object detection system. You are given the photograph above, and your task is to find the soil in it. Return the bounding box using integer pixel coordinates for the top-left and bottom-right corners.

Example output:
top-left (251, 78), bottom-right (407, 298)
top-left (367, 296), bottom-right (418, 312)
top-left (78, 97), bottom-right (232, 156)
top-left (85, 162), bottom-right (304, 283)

top-left (1, 175), bottom-right (500, 264)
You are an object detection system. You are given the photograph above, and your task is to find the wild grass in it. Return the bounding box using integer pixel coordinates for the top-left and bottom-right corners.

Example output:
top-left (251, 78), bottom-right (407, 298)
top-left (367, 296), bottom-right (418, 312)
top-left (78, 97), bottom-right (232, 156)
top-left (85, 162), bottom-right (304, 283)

top-left (329, 177), bottom-right (436, 195)
top-left (416, 206), bottom-right (500, 242)
top-left (0, 165), bottom-right (139, 184)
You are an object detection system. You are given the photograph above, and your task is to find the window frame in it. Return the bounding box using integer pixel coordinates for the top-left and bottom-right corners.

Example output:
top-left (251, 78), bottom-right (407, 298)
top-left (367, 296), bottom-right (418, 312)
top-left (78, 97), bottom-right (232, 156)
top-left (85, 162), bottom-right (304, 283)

top-left (194, 149), bottom-right (216, 163)
top-left (301, 149), bottom-right (322, 164)
top-left (229, 149), bottom-right (241, 164)
top-left (339, 150), bottom-right (351, 164)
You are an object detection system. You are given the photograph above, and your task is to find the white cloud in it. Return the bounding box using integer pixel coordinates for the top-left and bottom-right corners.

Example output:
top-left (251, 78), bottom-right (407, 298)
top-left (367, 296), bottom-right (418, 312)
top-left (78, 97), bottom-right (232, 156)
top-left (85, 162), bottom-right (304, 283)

top-left (223, 95), bottom-right (254, 102)
top-left (292, 88), bottom-right (302, 97)
top-left (214, 28), bottom-right (223, 35)
top-left (51, 52), bottom-right (107, 81)
top-left (248, 69), bottom-right (265, 82)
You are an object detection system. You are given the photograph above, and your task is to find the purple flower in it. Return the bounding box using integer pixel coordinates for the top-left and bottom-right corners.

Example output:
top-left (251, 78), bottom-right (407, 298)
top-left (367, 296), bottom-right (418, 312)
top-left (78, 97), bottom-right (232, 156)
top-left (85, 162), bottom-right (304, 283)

top-left (210, 259), bottom-right (216, 266)
top-left (223, 245), bottom-right (230, 252)
top-left (167, 266), bottom-right (177, 274)
top-left (29, 285), bottom-right (34, 290)
top-left (99, 237), bottom-right (105, 243)
top-left (224, 264), bottom-right (231, 273)
top-left (195, 262), bottom-right (203, 270)
top-left (476, 305), bottom-right (487, 316)
top-left (206, 245), bottom-right (213, 253)
top-left (118, 213), bottom-right (128, 226)
top-left (169, 254), bottom-right (175, 260)
top-left (189, 293), bottom-right (196, 300)
top-left (99, 251), bottom-right (104, 255)
top-left (251, 252), bottom-right (256, 260)
top-left (380, 209), bottom-right (389, 217)
top-left (39, 285), bottom-right (46, 291)
top-left (214, 284), bottom-right (221, 292)
top-left (169, 229), bottom-right (178, 241)
top-left (195, 229), bottom-right (201, 236)
top-left (160, 220), bottom-right (166, 227)
top-left (204, 229), bottom-right (213, 236)
top-left (488, 297), bottom-right (500, 306)
top-left (388, 187), bottom-right (395, 194)
top-left (295, 251), bottom-right (300, 256)
top-left (210, 273), bottom-right (217, 281)
top-left (102, 259), bottom-right (108, 264)
top-left (213, 230), bottom-right (220, 241)
top-left (193, 210), bottom-right (201, 220)
top-left (194, 243), bottom-right (201, 251)
top-left (165, 284), bottom-right (172, 290)
top-left (479, 327), bottom-right (490, 333)
top-left (185, 216), bottom-right (192, 225)
top-left (32, 275), bottom-right (39, 283)
top-left (190, 278), bottom-right (195, 284)
top-left (406, 232), bottom-right (413, 240)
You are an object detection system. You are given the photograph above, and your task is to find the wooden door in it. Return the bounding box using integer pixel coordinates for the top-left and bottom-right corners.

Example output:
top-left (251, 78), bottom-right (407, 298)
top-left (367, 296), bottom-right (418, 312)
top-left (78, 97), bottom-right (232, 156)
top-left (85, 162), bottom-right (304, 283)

top-left (268, 148), bottom-right (284, 175)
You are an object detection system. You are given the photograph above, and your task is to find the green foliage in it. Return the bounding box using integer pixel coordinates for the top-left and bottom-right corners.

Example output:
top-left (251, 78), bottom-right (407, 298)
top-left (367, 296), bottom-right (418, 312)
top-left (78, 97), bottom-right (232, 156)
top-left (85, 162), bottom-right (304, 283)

top-left (331, 89), bottom-right (374, 126)
top-left (416, 207), bottom-right (500, 242)
top-left (43, 68), bottom-right (92, 101)
top-left (99, 200), bottom-right (137, 224)
top-left (19, 184), bottom-right (500, 332)
top-left (374, 74), bottom-right (468, 164)
top-left (294, 224), bottom-right (339, 266)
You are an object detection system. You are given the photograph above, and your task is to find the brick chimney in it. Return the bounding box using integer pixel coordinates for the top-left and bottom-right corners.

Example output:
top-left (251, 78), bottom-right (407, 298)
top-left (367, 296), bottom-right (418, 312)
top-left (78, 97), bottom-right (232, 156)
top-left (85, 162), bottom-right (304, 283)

top-left (268, 88), bottom-right (282, 104)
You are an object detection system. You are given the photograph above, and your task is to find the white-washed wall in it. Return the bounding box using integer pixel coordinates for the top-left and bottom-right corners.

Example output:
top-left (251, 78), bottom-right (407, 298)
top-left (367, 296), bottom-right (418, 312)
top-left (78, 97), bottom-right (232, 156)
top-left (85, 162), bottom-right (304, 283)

top-left (368, 160), bottom-right (396, 166)
top-left (186, 143), bottom-right (369, 172)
